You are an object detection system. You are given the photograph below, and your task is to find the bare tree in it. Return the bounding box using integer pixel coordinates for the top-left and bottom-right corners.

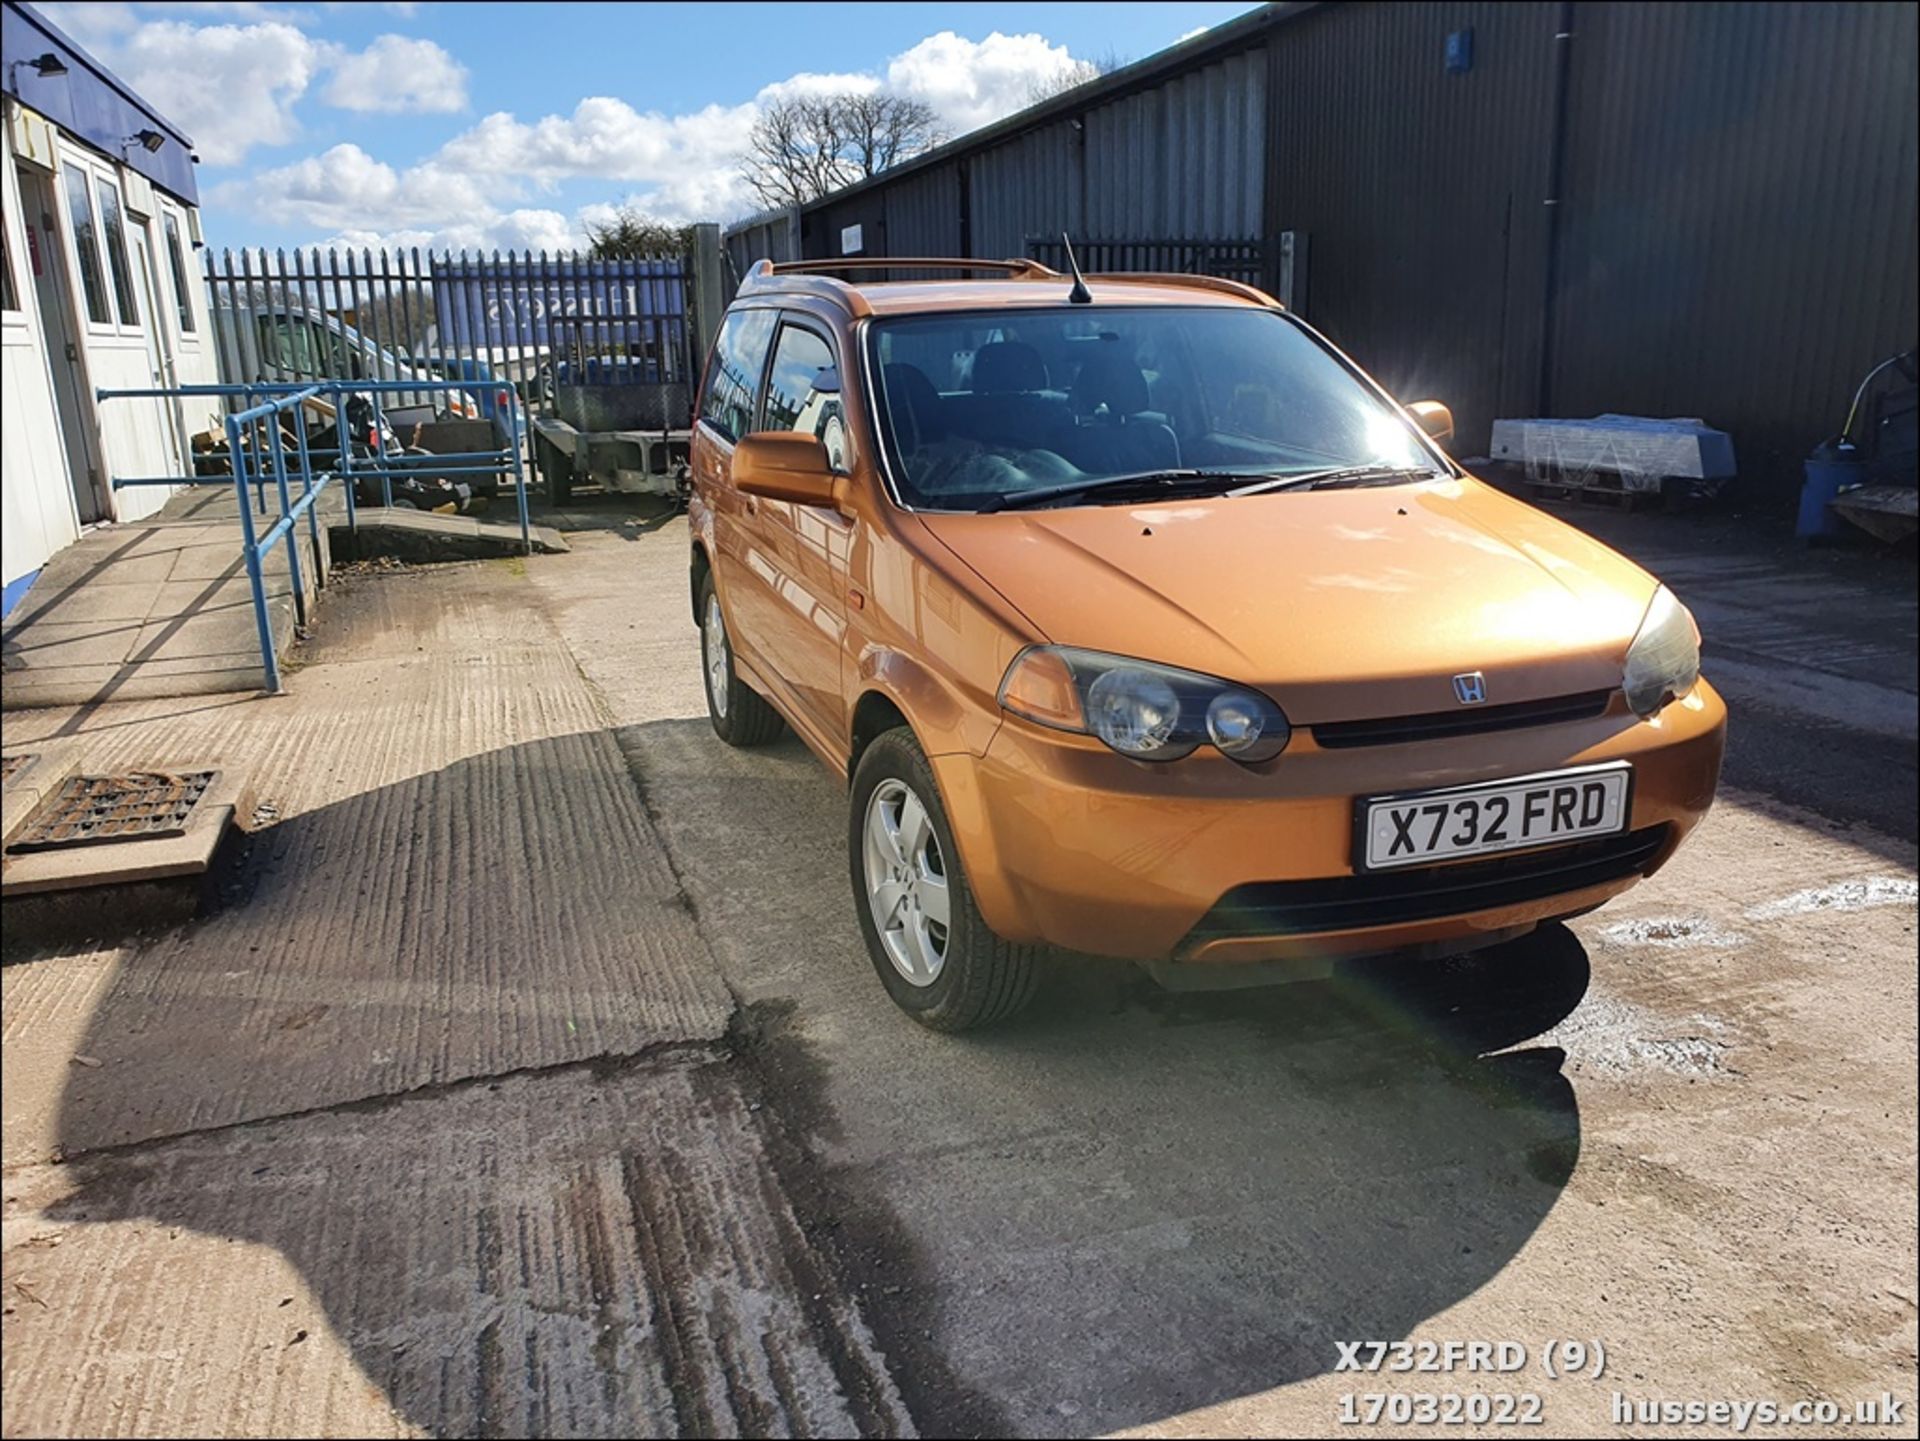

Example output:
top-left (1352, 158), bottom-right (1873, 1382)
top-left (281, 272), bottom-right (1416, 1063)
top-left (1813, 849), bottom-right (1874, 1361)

top-left (1023, 50), bottom-right (1129, 106)
top-left (837, 93), bottom-right (946, 177)
top-left (743, 93), bottom-right (946, 209)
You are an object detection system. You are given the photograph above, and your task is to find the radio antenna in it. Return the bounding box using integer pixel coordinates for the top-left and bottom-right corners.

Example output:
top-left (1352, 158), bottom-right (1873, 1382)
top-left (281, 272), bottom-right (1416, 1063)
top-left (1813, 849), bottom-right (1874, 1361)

top-left (1061, 232), bottom-right (1093, 304)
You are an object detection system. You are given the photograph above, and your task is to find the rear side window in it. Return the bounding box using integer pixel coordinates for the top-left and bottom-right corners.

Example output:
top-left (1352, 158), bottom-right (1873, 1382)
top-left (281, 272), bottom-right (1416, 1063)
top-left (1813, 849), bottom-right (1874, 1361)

top-left (699, 308), bottom-right (776, 443)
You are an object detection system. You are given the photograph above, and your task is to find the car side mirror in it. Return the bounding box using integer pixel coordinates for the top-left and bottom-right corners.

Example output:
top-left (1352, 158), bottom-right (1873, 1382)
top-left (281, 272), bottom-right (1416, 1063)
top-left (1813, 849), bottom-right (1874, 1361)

top-left (733, 432), bottom-right (840, 507)
top-left (1408, 400), bottom-right (1454, 446)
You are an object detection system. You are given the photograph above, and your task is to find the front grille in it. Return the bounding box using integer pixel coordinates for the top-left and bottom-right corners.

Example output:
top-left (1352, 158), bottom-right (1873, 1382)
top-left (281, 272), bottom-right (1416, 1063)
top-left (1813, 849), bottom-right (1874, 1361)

top-left (1311, 689), bottom-right (1616, 749)
top-left (1183, 825), bottom-right (1671, 945)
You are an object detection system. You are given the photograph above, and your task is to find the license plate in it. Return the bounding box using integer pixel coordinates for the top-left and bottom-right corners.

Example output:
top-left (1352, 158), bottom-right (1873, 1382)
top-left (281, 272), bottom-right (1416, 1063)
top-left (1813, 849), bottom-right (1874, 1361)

top-left (1357, 762), bottom-right (1632, 871)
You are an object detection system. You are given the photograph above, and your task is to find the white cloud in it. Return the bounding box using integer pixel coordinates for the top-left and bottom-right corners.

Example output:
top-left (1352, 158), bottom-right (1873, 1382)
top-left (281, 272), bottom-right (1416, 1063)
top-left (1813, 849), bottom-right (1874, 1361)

top-left (431, 97), bottom-right (762, 220)
top-left (35, 11), bottom-right (329, 164)
top-left (885, 30), bottom-right (1081, 132)
top-left (36, 7), bottom-right (463, 163)
top-left (204, 22), bottom-right (1102, 250)
top-left (211, 143), bottom-right (499, 229)
top-left (312, 208), bottom-right (579, 258)
top-left (323, 34), bottom-right (468, 114)
top-left (757, 71), bottom-right (882, 104)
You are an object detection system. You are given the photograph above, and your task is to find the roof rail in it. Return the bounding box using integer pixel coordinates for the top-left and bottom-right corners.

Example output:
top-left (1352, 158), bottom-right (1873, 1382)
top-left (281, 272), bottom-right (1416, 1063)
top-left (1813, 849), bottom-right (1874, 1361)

top-left (731, 257), bottom-right (1276, 315)
top-left (1087, 271), bottom-right (1281, 307)
top-left (770, 256), bottom-right (1060, 279)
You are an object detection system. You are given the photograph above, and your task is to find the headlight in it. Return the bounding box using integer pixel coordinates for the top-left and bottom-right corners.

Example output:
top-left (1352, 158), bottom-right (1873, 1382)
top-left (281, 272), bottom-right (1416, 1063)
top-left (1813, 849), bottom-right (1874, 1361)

top-left (999, 646), bottom-right (1291, 763)
top-left (1623, 585), bottom-right (1701, 718)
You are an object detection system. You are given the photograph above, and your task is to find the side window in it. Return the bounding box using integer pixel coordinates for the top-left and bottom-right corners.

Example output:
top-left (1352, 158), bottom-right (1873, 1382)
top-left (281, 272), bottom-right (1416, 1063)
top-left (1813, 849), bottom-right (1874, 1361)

top-left (60, 166), bottom-right (110, 325)
top-left (256, 315), bottom-right (290, 371)
top-left (698, 308), bottom-right (776, 443)
top-left (763, 323), bottom-right (846, 472)
top-left (257, 316), bottom-right (321, 375)
top-left (289, 318), bottom-right (326, 377)
top-left (95, 176), bottom-right (139, 328)
top-left (162, 213), bottom-right (195, 334)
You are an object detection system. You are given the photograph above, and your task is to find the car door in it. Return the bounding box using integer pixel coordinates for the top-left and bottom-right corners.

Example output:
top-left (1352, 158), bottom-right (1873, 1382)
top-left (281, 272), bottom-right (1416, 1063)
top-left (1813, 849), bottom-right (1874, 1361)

top-left (694, 307), bottom-right (785, 683)
top-left (751, 316), bottom-right (853, 744)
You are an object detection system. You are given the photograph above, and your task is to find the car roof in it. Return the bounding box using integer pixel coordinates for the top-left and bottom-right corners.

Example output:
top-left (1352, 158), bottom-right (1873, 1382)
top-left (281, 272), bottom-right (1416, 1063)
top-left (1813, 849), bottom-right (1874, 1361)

top-left (734, 259), bottom-right (1276, 319)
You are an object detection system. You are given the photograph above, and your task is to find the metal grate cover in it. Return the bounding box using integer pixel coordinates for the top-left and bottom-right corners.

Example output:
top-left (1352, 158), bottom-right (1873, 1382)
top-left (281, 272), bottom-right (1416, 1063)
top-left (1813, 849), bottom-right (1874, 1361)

top-left (0, 754), bottom-right (35, 784)
top-left (8, 771), bottom-right (219, 853)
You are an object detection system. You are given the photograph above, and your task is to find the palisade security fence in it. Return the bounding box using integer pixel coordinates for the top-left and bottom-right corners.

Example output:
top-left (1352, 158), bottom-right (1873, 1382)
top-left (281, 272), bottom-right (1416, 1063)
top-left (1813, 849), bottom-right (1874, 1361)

top-left (1026, 238), bottom-right (1270, 290)
top-left (201, 238), bottom-right (722, 488)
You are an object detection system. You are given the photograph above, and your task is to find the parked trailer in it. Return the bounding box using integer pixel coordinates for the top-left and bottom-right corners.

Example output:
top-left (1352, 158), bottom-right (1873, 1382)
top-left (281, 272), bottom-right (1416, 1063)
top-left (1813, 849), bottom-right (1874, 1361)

top-left (531, 321), bottom-right (693, 503)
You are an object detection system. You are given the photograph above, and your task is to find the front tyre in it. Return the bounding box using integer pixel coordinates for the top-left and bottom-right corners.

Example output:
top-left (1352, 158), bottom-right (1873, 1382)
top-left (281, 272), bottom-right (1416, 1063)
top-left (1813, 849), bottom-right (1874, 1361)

top-left (698, 572), bottom-right (784, 746)
top-left (849, 726), bottom-right (1041, 1031)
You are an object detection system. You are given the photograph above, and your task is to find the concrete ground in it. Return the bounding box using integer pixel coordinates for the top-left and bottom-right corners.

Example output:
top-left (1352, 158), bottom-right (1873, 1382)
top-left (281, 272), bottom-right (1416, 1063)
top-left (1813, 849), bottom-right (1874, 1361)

top-left (2, 494), bottom-right (1914, 1437)
top-left (0, 484), bottom-right (559, 713)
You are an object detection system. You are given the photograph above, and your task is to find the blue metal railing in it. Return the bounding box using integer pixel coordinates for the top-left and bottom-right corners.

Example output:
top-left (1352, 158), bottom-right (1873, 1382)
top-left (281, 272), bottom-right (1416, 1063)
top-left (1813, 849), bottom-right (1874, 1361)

top-left (94, 378), bottom-right (533, 695)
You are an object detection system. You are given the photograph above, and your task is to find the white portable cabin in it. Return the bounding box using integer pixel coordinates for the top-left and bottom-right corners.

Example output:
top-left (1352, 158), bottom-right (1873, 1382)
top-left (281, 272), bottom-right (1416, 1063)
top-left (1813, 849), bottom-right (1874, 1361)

top-left (1, 0), bottom-right (219, 608)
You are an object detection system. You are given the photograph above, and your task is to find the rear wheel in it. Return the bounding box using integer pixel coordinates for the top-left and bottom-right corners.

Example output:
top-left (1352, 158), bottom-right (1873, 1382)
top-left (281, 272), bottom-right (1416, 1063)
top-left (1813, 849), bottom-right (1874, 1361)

top-left (849, 726), bottom-right (1041, 1031)
top-left (698, 572), bottom-right (784, 746)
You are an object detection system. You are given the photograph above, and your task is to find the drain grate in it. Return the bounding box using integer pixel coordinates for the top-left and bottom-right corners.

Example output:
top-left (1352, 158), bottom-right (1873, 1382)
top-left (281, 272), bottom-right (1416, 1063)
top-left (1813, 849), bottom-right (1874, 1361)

top-left (1, 754), bottom-right (35, 784)
top-left (8, 770), bottom-right (220, 852)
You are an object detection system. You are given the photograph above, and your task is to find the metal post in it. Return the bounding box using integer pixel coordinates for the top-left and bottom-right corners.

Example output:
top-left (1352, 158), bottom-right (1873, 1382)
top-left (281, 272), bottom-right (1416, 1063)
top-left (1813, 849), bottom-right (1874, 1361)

top-left (509, 413), bottom-right (532, 555)
top-left (334, 382), bottom-right (357, 519)
top-left (267, 410), bottom-right (309, 627)
top-left (373, 391), bottom-right (393, 508)
top-left (690, 222), bottom-right (725, 374)
top-left (293, 400), bottom-right (322, 584)
top-left (1536, 1), bottom-right (1576, 419)
top-left (227, 415), bottom-right (282, 695)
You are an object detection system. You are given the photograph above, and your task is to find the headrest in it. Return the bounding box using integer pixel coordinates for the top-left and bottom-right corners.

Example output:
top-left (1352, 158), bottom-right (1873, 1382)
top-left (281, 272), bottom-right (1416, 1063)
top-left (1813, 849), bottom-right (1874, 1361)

top-left (971, 341), bottom-right (1048, 394)
top-left (883, 362), bottom-right (944, 441)
top-left (1070, 345), bottom-right (1151, 417)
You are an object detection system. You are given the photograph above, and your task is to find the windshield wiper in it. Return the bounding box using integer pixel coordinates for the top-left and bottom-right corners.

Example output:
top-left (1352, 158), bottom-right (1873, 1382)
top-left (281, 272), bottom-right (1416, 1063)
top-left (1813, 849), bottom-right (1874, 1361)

top-left (985, 469), bottom-right (1268, 512)
top-left (1228, 464), bottom-right (1445, 497)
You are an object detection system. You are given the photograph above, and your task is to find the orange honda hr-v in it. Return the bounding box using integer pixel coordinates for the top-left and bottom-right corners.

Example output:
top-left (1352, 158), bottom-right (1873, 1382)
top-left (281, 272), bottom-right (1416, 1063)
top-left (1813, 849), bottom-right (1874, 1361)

top-left (688, 257), bottom-right (1726, 1031)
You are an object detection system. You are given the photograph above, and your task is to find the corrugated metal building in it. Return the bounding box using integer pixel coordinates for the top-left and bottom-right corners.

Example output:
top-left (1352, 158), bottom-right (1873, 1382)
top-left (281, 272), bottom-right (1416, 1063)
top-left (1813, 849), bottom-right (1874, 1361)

top-left (735, 0), bottom-right (1918, 502)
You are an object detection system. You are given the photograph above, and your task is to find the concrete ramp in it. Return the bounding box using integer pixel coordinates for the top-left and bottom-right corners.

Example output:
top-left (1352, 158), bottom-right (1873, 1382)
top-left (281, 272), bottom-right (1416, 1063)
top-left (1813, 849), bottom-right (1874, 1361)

top-left (1, 513), bottom-right (320, 711)
top-left (329, 507), bottom-right (570, 562)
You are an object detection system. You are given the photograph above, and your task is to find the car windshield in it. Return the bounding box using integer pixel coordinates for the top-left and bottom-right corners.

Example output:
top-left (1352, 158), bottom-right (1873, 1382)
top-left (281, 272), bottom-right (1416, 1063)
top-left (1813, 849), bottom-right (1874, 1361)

top-left (866, 305), bottom-right (1444, 510)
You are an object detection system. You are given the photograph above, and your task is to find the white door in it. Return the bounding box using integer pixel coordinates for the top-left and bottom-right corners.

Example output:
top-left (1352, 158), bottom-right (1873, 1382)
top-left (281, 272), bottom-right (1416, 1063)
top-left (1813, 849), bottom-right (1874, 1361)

top-left (132, 225), bottom-right (188, 473)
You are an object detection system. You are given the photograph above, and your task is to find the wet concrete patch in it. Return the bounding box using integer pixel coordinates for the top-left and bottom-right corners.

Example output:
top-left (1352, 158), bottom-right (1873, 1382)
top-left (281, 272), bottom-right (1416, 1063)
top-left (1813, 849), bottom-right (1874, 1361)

top-left (1594, 915), bottom-right (1749, 950)
top-left (1537, 990), bottom-right (1733, 1077)
top-left (1745, 875), bottom-right (1918, 921)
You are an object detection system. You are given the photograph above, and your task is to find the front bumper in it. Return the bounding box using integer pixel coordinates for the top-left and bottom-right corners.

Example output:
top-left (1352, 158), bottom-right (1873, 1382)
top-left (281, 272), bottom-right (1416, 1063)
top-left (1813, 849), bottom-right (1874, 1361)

top-left (930, 681), bottom-right (1727, 966)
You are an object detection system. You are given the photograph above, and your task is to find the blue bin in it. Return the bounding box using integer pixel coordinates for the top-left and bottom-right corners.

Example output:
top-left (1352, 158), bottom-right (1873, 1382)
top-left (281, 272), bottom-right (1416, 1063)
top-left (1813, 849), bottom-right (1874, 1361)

top-left (1798, 443), bottom-right (1864, 541)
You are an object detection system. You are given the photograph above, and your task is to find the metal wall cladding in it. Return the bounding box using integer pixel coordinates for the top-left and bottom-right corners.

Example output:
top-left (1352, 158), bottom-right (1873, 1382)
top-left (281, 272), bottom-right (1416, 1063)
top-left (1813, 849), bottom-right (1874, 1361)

top-left (762, 0), bottom-right (1916, 502)
top-left (1083, 49), bottom-right (1267, 241)
top-left (1263, 2), bottom-right (1562, 460)
top-left (1550, 1), bottom-right (1920, 494)
top-left (967, 122), bottom-right (1084, 260)
top-left (723, 209), bottom-right (800, 290)
top-left (882, 165), bottom-right (963, 258)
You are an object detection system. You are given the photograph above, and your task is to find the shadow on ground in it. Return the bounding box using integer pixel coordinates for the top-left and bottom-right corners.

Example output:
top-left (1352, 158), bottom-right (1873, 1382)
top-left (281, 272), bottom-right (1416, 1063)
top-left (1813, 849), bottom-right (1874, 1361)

top-left (534, 493), bottom-right (684, 540)
top-left (615, 717), bottom-right (1592, 1436)
top-left (30, 723), bottom-right (1588, 1437)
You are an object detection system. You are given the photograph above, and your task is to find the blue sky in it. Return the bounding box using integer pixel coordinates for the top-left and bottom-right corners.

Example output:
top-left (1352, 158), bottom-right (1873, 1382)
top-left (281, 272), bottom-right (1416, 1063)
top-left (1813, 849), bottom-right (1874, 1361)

top-left (42, 1), bottom-right (1258, 254)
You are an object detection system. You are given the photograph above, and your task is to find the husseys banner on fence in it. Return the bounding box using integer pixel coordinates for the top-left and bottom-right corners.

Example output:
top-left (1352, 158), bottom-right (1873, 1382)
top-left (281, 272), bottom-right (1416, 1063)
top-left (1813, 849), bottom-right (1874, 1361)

top-left (428, 256), bottom-right (688, 355)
